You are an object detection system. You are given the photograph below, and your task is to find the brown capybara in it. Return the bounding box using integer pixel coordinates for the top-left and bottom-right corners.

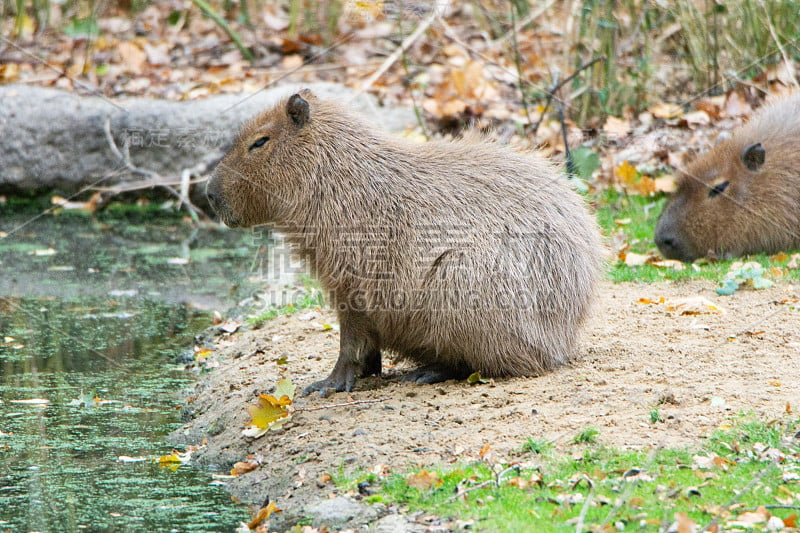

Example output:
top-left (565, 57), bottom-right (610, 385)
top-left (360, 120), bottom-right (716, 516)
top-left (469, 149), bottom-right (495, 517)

top-left (655, 92), bottom-right (800, 262)
top-left (206, 89), bottom-right (603, 395)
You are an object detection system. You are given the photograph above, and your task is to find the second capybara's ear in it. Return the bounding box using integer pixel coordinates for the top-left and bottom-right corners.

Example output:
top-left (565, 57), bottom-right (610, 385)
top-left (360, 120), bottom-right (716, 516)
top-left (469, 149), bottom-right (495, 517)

top-left (287, 93), bottom-right (310, 127)
top-left (740, 141), bottom-right (766, 171)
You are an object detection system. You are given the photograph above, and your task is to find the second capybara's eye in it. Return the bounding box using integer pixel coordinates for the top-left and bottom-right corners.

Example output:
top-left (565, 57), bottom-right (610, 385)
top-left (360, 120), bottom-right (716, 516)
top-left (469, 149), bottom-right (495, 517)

top-left (708, 181), bottom-right (729, 198)
top-left (249, 136), bottom-right (270, 151)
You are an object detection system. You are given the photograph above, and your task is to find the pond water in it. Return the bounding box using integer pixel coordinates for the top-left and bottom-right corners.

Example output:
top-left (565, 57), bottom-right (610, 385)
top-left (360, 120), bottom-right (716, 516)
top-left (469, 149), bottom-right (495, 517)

top-left (0, 201), bottom-right (272, 532)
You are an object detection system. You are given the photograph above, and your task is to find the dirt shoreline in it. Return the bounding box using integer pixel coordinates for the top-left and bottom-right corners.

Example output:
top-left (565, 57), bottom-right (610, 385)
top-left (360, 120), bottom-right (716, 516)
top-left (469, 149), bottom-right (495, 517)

top-left (171, 279), bottom-right (800, 530)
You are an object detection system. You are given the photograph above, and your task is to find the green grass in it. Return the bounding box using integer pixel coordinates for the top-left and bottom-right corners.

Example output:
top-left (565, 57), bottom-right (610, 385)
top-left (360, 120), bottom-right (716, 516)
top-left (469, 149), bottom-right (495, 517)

top-left (594, 190), bottom-right (800, 284)
top-left (361, 415), bottom-right (800, 532)
top-left (649, 407), bottom-right (664, 424)
top-left (571, 427), bottom-right (600, 445)
top-left (245, 286), bottom-right (325, 328)
top-left (521, 438), bottom-right (554, 456)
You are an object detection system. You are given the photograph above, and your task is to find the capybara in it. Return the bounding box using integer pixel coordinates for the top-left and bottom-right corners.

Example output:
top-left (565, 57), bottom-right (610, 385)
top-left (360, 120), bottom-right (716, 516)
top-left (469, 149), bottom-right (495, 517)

top-left (206, 89), bottom-right (603, 395)
top-left (655, 92), bottom-right (800, 262)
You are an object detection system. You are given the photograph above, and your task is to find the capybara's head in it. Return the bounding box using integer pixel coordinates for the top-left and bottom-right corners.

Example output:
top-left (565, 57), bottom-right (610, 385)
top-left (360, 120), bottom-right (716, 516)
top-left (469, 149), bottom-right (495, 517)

top-left (206, 90), bottom-right (318, 228)
top-left (654, 136), bottom-right (800, 262)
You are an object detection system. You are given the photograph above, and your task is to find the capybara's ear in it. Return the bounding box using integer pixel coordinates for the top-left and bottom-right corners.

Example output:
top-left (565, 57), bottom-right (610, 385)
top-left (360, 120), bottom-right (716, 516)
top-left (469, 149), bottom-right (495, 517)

top-left (741, 142), bottom-right (766, 171)
top-left (287, 94), bottom-right (310, 127)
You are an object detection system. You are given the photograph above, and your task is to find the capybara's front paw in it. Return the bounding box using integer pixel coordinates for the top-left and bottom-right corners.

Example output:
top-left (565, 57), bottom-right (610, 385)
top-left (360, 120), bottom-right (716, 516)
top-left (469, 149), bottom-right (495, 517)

top-left (302, 366), bottom-right (356, 397)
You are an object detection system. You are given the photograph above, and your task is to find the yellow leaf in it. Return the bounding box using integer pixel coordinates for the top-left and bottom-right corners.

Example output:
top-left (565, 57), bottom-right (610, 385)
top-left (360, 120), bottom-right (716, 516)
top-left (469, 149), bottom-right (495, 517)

top-left (158, 452), bottom-right (182, 464)
top-left (0, 63), bottom-right (20, 82)
top-left (243, 379), bottom-right (296, 437)
top-left (247, 394), bottom-right (291, 429)
top-left (194, 347), bottom-right (213, 360)
top-left (157, 451), bottom-right (187, 471)
top-left (616, 160), bottom-right (637, 182)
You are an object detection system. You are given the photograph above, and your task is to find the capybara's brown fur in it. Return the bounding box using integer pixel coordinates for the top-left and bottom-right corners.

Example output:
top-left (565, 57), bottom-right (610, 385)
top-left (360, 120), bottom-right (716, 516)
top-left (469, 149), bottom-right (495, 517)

top-left (206, 90), bottom-right (603, 394)
top-left (655, 92), bottom-right (800, 262)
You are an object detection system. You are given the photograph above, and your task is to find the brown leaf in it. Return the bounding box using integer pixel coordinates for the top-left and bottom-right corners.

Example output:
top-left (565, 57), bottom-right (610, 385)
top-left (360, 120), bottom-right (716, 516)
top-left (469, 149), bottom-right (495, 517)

top-left (479, 443), bottom-right (491, 459)
top-left (665, 297), bottom-right (725, 315)
top-left (117, 41), bottom-right (147, 75)
top-left (619, 251), bottom-right (651, 267)
top-left (604, 116), bottom-right (630, 138)
top-left (724, 92), bottom-right (752, 117)
top-left (230, 458), bottom-right (260, 476)
top-left (248, 501), bottom-right (281, 530)
top-left (728, 506), bottom-right (770, 526)
top-left (675, 511), bottom-right (697, 533)
top-left (654, 175), bottom-right (676, 193)
top-left (407, 470), bottom-right (442, 490)
top-left (638, 297), bottom-right (665, 305)
top-left (651, 102), bottom-right (683, 119)
top-left (682, 110), bottom-right (710, 128)
top-left (649, 259), bottom-right (686, 271)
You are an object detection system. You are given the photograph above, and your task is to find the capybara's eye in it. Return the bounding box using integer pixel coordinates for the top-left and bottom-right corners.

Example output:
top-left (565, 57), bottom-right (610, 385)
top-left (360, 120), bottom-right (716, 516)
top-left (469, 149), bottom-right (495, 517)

top-left (708, 181), bottom-right (729, 197)
top-left (249, 136), bottom-right (270, 151)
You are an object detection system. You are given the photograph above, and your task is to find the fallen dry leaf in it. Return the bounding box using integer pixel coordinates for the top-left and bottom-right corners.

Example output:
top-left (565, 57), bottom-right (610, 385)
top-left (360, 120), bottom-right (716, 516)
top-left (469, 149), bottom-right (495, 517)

top-left (248, 501), bottom-right (281, 530)
top-left (117, 41), bottom-right (147, 75)
top-left (651, 102), bottom-right (683, 119)
top-left (604, 116), bottom-right (630, 138)
top-left (724, 92), bottom-right (752, 117)
top-left (654, 174), bottom-right (676, 193)
top-left (649, 259), bottom-right (686, 271)
top-left (619, 251), bottom-right (652, 267)
top-left (231, 456), bottom-right (260, 476)
top-left (242, 378), bottom-right (296, 438)
top-left (407, 470), bottom-right (442, 490)
top-left (665, 296), bottom-right (725, 315)
top-left (674, 511), bottom-right (697, 533)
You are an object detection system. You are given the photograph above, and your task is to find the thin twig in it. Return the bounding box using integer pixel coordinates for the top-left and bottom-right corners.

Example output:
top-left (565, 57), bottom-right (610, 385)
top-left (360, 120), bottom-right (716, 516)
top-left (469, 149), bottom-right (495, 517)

top-left (531, 56), bottom-right (605, 139)
top-left (492, 0), bottom-right (555, 45)
top-left (191, 0), bottom-right (253, 61)
top-left (602, 447), bottom-right (660, 527)
top-left (359, 1), bottom-right (449, 93)
top-left (575, 488), bottom-right (595, 533)
top-left (103, 117), bottom-right (204, 223)
top-left (761, 2), bottom-right (799, 89)
top-left (508, 3), bottom-right (533, 129)
top-left (297, 398), bottom-right (389, 412)
top-left (444, 465), bottom-right (519, 504)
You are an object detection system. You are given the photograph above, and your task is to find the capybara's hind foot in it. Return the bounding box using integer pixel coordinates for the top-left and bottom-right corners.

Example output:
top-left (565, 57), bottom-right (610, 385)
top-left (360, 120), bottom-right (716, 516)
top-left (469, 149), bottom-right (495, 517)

top-left (402, 366), bottom-right (472, 384)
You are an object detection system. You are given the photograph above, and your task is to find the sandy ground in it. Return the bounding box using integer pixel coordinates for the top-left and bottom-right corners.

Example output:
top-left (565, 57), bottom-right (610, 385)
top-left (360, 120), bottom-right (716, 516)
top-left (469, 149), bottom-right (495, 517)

top-left (171, 279), bottom-right (800, 530)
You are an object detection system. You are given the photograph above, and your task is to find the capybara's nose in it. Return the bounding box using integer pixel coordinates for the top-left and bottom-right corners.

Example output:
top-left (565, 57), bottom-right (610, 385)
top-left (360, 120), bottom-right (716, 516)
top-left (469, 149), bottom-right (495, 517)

top-left (654, 227), bottom-right (692, 262)
top-left (205, 175), bottom-right (221, 209)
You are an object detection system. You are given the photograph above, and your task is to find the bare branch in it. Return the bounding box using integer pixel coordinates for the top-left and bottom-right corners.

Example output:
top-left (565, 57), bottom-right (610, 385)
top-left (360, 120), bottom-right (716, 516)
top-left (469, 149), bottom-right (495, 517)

top-left (102, 117), bottom-right (205, 222)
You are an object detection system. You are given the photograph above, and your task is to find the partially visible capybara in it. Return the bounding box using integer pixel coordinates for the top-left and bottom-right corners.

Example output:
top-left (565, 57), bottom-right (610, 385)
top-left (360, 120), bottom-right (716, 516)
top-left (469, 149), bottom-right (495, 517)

top-left (655, 92), bottom-right (800, 262)
top-left (206, 89), bottom-right (603, 395)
